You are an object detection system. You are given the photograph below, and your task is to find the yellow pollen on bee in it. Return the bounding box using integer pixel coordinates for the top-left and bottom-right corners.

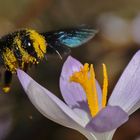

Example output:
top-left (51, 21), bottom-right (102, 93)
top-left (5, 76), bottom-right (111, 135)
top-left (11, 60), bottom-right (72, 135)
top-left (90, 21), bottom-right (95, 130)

top-left (2, 48), bottom-right (18, 73)
top-left (2, 86), bottom-right (10, 93)
top-left (14, 37), bottom-right (37, 69)
top-left (27, 29), bottom-right (47, 59)
top-left (70, 63), bottom-right (108, 117)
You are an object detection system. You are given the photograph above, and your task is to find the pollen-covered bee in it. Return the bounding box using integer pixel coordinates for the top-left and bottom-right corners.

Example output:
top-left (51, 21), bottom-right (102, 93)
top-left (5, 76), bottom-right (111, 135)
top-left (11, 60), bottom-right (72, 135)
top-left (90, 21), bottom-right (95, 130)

top-left (0, 27), bottom-right (97, 93)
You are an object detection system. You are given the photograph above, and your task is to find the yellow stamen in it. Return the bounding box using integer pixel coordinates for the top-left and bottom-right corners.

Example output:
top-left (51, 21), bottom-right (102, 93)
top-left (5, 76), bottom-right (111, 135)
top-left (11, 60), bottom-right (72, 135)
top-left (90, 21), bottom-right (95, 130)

top-left (102, 64), bottom-right (108, 107)
top-left (70, 63), bottom-right (89, 85)
top-left (70, 63), bottom-right (109, 117)
top-left (89, 64), bottom-right (99, 116)
top-left (70, 63), bottom-right (99, 117)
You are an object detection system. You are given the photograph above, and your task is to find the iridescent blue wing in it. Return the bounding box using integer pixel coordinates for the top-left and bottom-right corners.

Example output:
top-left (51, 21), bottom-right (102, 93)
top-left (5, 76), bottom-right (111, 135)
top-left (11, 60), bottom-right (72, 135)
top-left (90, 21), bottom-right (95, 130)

top-left (41, 27), bottom-right (97, 56)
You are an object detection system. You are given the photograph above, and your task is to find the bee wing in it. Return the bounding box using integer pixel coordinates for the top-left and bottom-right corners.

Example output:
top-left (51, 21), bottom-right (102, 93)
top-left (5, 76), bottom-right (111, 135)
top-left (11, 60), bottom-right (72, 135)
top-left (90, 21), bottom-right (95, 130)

top-left (41, 27), bottom-right (98, 56)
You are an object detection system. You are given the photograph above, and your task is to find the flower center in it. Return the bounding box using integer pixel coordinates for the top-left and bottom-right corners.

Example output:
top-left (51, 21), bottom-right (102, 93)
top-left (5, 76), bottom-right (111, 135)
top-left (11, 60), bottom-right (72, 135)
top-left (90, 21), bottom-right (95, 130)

top-left (70, 63), bottom-right (108, 117)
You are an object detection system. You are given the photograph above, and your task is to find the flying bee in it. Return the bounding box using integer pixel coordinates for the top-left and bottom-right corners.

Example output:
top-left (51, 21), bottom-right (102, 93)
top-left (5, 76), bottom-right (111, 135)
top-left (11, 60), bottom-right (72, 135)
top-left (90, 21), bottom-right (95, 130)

top-left (0, 27), bottom-right (97, 93)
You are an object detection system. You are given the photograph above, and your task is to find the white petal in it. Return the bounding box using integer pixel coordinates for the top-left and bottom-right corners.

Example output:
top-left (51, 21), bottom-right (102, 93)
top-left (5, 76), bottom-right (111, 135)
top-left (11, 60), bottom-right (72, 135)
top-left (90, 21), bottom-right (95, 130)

top-left (17, 69), bottom-right (96, 139)
top-left (17, 69), bottom-right (85, 127)
top-left (27, 83), bottom-right (97, 140)
top-left (73, 108), bottom-right (90, 124)
top-left (93, 130), bottom-right (116, 140)
top-left (128, 100), bottom-right (140, 114)
top-left (108, 51), bottom-right (140, 115)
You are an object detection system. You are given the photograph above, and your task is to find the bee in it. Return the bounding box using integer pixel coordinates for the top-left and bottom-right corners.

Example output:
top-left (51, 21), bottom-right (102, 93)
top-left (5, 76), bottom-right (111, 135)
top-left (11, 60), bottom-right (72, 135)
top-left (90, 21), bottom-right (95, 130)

top-left (0, 27), bottom-right (97, 93)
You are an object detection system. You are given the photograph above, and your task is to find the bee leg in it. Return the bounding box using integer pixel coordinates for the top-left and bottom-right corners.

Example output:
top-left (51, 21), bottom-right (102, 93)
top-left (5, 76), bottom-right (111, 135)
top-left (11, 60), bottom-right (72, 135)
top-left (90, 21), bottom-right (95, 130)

top-left (23, 63), bottom-right (29, 72)
top-left (2, 70), bottom-right (12, 93)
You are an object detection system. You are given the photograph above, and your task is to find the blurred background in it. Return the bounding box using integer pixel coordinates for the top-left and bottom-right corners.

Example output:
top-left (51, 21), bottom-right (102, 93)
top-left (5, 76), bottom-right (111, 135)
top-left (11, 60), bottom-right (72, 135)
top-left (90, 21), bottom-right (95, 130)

top-left (0, 0), bottom-right (140, 140)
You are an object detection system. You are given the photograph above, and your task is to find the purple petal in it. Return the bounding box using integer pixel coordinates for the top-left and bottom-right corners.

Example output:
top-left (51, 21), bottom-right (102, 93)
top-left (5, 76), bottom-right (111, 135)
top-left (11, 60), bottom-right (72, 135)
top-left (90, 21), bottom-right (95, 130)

top-left (60, 56), bottom-right (102, 109)
top-left (109, 50), bottom-right (140, 115)
top-left (60, 56), bottom-right (86, 107)
top-left (17, 69), bottom-right (87, 130)
top-left (85, 106), bottom-right (128, 133)
top-left (72, 102), bottom-right (91, 123)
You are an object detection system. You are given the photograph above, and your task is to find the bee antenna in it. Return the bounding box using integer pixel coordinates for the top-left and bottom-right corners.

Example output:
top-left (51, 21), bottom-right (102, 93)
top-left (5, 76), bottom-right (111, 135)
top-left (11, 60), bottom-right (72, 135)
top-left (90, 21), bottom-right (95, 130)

top-left (48, 44), bottom-right (62, 59)
top-left (55, 49), bottom-right (62, 59)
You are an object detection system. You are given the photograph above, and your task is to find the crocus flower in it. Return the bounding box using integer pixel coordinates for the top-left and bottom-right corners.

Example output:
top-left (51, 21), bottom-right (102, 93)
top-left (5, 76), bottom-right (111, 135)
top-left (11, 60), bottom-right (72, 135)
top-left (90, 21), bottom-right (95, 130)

top-left (17, 50), bottom-right (140, 140)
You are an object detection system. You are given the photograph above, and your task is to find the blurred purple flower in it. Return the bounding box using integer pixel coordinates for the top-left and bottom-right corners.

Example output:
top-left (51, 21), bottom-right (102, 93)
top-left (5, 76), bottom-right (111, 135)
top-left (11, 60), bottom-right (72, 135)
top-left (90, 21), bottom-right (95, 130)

top-left (17, 50), bottom-right (140, 140)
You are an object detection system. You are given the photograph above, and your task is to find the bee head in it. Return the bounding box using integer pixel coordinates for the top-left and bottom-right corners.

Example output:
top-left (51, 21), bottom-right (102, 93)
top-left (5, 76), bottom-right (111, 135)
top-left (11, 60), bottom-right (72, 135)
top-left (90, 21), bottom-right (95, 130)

top-left (14, 29), bottom-right (47, 61)
top-left (25, 29), bottom-right (47, 59)
top-left (22, 29), bottom-right (47, 59)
